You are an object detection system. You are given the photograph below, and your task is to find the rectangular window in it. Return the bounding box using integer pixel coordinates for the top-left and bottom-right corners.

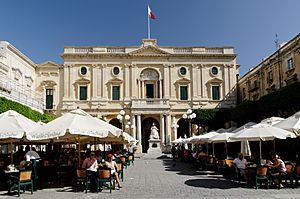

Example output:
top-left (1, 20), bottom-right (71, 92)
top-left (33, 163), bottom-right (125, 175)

top-left (212, 85), bottom-right (220, 100)
top-left (79, 86), bottom-right (87, 100)
top-left (45, 89), bottom-right (53, 109)
top-left (267, 71), bottom-right (273, 83)
top-left (180, 86), bottom-right (188, 100)
top-left (287, 58), bottom-right (294, 70)
top-left (112, 86), bottom-right (120, 100)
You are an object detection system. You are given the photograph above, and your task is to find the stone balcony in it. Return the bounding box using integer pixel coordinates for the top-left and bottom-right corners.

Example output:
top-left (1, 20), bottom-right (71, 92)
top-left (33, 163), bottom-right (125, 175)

top-left (131, 98), bottom-right (170, 109)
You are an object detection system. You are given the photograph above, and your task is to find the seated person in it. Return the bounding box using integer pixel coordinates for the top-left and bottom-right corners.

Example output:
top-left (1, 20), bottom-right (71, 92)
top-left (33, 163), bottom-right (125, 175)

top-left (104, 154), bottom-right (122, 189)
top-left (266, 154), bottom-right (287, 187)
top-left (82, 152), bottom-right (98, 172)
top-left (233, 153), bottom-right (248, 182)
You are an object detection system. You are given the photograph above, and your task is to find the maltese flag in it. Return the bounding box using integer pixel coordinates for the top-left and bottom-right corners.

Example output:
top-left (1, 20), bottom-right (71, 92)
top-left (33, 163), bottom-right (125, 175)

top-left (148, 5), bottom-right (155, 20)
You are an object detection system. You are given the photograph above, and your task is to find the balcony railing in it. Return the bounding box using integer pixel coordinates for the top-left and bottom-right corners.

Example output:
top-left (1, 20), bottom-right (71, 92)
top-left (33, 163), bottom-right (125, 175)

top-left (131, 98), bottom-right (169, 108)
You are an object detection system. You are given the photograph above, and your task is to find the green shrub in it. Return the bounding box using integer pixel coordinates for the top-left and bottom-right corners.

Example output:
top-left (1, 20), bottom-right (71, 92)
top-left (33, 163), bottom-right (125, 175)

top-left (0, 97), bottom-right (56, 123)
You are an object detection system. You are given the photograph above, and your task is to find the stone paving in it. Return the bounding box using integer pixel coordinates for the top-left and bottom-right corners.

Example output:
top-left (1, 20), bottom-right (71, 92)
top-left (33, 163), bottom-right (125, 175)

top-left (1, 155), bottom-right (300, 199)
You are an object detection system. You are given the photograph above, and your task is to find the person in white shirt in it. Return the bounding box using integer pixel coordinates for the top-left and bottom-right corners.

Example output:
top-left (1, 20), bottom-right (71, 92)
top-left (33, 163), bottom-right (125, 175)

top-left (104, 154), bottom-right (122, 189)
top-left (233, 153), bottom-right (248, 182)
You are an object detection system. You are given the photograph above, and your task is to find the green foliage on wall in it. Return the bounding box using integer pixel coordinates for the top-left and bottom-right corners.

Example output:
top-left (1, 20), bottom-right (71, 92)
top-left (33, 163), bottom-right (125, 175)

top-left (0, 97), bottom-right (56, 123)
top-left (193, 81), bottom-right (300, 129)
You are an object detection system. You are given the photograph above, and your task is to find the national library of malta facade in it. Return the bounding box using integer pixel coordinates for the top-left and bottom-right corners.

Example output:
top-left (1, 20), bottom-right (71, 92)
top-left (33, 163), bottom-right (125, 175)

top-left (0, 39), bottom-right (239, 153)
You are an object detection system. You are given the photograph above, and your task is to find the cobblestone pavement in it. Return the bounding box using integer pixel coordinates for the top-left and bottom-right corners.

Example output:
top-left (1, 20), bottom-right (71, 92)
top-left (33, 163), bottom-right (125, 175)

top-left (1, 155), bottom-right (300, 199)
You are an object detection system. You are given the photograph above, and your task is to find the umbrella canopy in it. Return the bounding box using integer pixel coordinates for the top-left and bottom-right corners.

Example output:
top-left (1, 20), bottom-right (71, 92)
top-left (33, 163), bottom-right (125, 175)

top-left (209, 132), bottom-right (235, 143)
top-left (27, 109), bottom-right (120, 141)
top-left (274, 111), bottom-right (300, 136)
top-left (0, 110), bottom-right (40, 139)
top-left (93, 131), bottom-right (137, 145)
top-left (240, 140), bottom-right (251, 156)
top-left (260, 117), bottom-right (285, 126)
top-left (231, 122), bottom-right (257, 134)
top-left (230, 123), bottom-right (296, 141)
top-left (189, 131), bottom-right (219, 144)
top-left (172, 136), bottom-right (184, 144)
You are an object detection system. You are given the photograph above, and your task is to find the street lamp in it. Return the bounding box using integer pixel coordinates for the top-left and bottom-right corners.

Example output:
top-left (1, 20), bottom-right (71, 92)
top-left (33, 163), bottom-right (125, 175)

top-left (117, 110), bottom-right (133, 134)
top-left (182, 109), bottom-right (196, 138)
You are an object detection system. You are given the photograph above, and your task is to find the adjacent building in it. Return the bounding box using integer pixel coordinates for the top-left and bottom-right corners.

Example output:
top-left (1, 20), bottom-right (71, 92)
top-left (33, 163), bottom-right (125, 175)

top-left (238, 33), bottom-right (300, 102)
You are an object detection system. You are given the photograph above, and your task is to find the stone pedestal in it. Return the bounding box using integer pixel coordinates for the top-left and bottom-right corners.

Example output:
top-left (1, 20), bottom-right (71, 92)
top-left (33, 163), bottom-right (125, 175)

top-left (146, 139), bottom-right (162, 158)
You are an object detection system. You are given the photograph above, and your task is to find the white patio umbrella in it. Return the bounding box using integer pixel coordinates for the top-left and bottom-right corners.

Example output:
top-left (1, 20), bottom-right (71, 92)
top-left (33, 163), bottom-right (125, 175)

top-left (231, 122), bottom-right (257, 134)
top-left (27, 108), bottom-right (120, 164)
top-left (189, 131), bottom-right (219, 144)
top-left (0, 110), bottom-right (41, 162)
top-left (230, 123), bottom-right (296, 162)
top-left (274, 111), bottom-right (300, 136)
top-left (261, 117), bottom-right (285, 126)
top-left (172, 136), bottom-right (184, 144)
top-left (209, 132), bottom-right (235, 157)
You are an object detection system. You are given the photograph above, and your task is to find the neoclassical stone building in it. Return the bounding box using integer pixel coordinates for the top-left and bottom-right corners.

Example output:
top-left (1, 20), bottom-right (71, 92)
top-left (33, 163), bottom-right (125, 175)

top-left (1, 39), bottom-right (239, 153)
top-left (35, 39), bottom-right (238, 152)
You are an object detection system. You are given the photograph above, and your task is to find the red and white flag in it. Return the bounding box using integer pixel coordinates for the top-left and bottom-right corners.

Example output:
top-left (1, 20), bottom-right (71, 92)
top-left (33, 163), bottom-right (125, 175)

top-left (148, 5), bottom-right (155, 20)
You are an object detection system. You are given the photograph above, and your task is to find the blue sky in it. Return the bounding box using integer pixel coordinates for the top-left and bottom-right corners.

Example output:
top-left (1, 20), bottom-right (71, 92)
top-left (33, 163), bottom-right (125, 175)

top-left (1, 0), bottom-right (300, 76)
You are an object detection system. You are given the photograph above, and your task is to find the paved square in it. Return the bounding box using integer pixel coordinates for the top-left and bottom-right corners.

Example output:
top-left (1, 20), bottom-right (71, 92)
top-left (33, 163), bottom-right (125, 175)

top-left (1, 156), bottom-right (300, 199)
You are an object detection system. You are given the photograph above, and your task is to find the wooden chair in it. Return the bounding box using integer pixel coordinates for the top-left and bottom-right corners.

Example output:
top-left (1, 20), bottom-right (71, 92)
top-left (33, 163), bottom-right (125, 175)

top-left (96, 168), bottom-right (112, 193)
top-left (256, 166), bottom-right (269, 189)
top-left (9, 170), bottom-right (33, 197)
top-left (280, 163), bottom-right (294, 188)
top-left (128, 155), bottom-right (134, 166)
top-left (120, 157), bottom-right (127, 169)
top-left (116, 162), bottom-right (124, 182)
top-left (75, 169), bottom-right (90, 193)
top-left (295, 165), bottom-right (300, 187)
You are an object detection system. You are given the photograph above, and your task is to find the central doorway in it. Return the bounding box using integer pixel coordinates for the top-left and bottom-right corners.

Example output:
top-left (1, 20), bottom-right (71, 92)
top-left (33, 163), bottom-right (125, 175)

top-left (141, 117), bottom-right (159, 153)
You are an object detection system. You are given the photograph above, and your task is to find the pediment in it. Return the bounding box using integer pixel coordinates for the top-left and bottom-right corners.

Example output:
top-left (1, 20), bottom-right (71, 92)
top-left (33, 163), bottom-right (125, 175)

top-left (206, 77), bottom-right (223, 84)
top-left (175, 77), bottom-right (191, 84)
top-left (129, 46), bottom-right (170, 56)
top-left (38, 61), bottom-right (60, 68)
top-left (107, 77), bottom-right (123, 84)
top-left (74, 77), bottom-right (90, 85)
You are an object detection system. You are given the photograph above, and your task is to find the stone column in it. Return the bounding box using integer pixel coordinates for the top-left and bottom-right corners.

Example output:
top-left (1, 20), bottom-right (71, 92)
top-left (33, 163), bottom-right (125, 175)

top-left (142, 80), bottom-right (145, 99)
top-left (192, 64), bottom-right (198, 98)
top-left (169, 65), bottom-right (175, 99)
top-left (163, 64), bottom-right (169, 98)
top-left (202, 65), bottom-right (207, 98)
top-left (97, 65), bottom-right (102, 97)
top-left (198, 65), bottom-right (202, 98)
top-left (138, 79), bottom-right (141, 99)
top-left (165, 114), bottom-right (171, 145)
top-left (131, 64), bottom-right (137, 99)
top-left (223, 64), bottom-right (229, 99)
top-left (92, 65), bottom-right (97, 99)
top-left (124, 64), bottom-right (130, 100)
top-left (102, 64), bottom-right (107, 99)
top-left (159, 79), bottom-right (163, 99)
top-left (137, 114), bottom-right (142, 153)
top-left (160, 114), bottom-right (165, 145)
top-left (63, 65), bottom-right (69, 99)
top-left (69, 65), bottom-right (73, 99)
top-left (132, 115), bottom-right (136, 140)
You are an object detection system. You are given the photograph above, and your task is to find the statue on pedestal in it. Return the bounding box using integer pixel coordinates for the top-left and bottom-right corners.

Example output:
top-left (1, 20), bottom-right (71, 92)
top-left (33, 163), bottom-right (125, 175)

top-left (150, 123), bottom-right (159, 140)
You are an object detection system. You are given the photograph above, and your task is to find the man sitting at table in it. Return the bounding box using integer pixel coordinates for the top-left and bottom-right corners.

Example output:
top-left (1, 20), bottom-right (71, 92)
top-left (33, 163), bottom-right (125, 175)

top-left (82, 152), bottom-right (98, 191)
top-left (233, 153), bottom-right (248, 183)
top-left (266, 154), bottom-right (286, 188)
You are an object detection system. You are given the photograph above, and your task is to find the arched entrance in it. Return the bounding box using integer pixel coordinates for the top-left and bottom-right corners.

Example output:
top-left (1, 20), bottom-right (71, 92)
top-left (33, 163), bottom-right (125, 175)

top-left (177, 118), bottom-right (188, 139)
top-left (109, 118), bottom-right (121, 129)
top-left (141, 117), bottom-right (159, 153)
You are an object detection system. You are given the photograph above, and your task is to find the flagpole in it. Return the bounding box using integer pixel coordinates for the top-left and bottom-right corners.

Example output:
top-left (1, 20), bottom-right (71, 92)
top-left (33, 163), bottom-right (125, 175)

top-left (148, 5), bottom-right (150, 39)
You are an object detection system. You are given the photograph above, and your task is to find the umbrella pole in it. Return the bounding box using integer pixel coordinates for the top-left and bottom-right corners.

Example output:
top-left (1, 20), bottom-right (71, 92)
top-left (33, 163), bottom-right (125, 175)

top-left (212, 143), bottom-right (215, 157)
top-left (78, 135), bottom-right (81, 167)
top-left (206, 143), bottom-right (208, 155)
top-left (273, 140), bottom-right (276, 154)
top-left (259, 139), bottom-right (262, 165)
top-left (10, 139), bottom-right (13, 164)
top-left (225, 142), bottom-right (228, 157)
